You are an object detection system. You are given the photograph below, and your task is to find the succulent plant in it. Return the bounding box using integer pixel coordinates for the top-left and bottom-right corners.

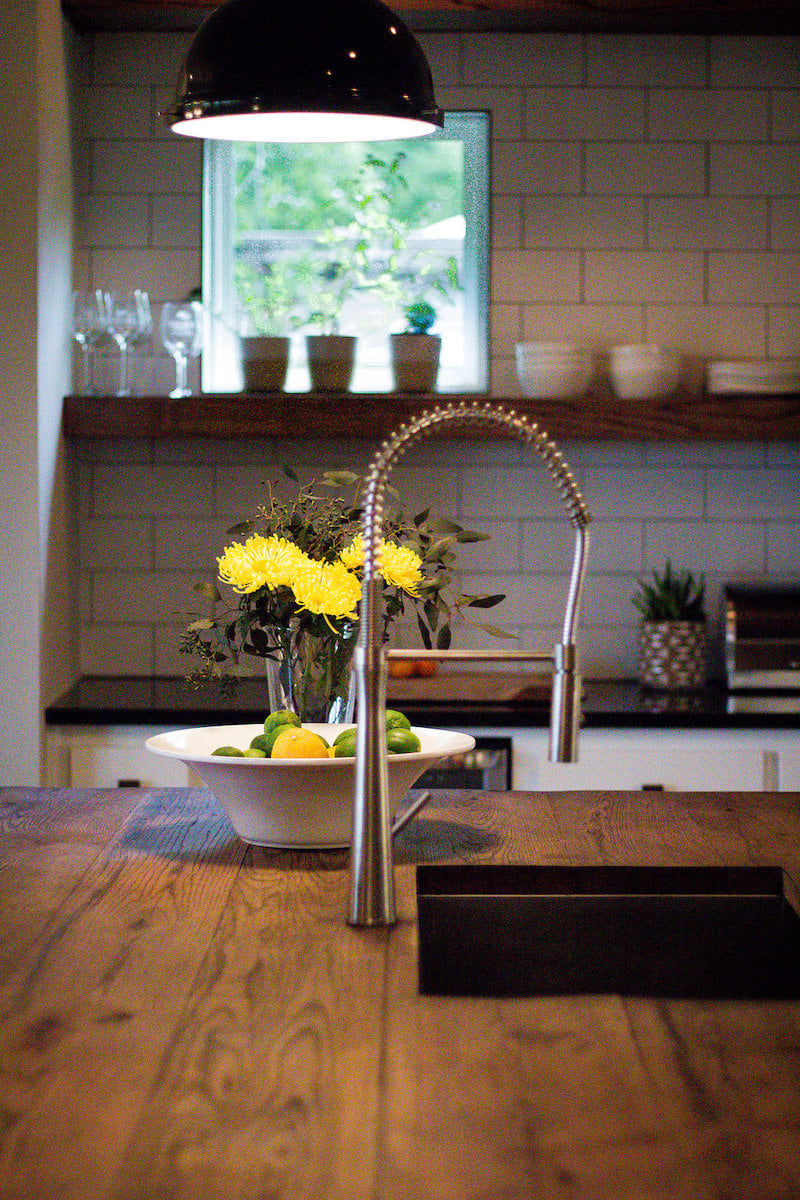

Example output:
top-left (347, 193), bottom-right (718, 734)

top-left (404, 300), bottom-right (437, 336)
top-left (632, 560), bottom-right (706, 622)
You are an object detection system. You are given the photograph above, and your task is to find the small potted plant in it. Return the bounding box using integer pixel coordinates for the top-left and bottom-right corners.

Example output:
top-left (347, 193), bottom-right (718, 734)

top-left (237, 262), bottom-right (302, 392)
top-left (390, 300), bottom-right (442, 393)
top-left (632, 561), bottom-right (708, 690)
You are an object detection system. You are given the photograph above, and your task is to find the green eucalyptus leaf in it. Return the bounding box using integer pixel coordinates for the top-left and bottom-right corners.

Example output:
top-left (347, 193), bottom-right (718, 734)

top-left (194, 581), bottom-right (221, 602)
top-left (473, 622), bottom-right (518, 639)
top-left (186, 618), bottom-right (214, 632)
top-left (455, 530), bottom-right (490, 543)
top-left (436, 624), bottom-right (452, 650)
top-left (465, 594), bottom-right (505, 609)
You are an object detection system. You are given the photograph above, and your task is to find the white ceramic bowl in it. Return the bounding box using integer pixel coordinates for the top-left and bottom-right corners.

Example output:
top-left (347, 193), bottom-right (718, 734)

top-left (609, 345), bottom-right (681, 399)
top-left (515, 343), bottom-right (594, 398)
top-left (146, 722), bottom-right (475, 850)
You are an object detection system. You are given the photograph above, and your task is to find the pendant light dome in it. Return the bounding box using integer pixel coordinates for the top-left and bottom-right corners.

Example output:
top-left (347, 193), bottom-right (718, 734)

top-left (165, 0), bottom-right (443, 143)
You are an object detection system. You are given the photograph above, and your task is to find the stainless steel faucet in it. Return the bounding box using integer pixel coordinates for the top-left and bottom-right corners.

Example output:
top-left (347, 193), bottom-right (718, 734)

top-left (348, 401), bottom-right (593, 926)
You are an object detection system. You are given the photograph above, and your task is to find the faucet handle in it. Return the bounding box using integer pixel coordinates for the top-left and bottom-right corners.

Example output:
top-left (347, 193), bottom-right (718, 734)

top-left (549, 642), bottom-right (581, 763)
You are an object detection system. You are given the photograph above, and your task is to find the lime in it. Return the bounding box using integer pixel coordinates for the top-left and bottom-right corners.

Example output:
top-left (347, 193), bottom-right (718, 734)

top-left (333, 726), bottom-right (357, 746)
top-left (263, 709), bottom-right (301, 736)
top-left (243, 747), bottom-right (266, 758)
top-left (333, 729), bottom-right (358, 758)
top-left (270, 726), bottom-right (330, 759)
top-left (211, 745), bottom-right (245, 757)
top-left (385, 709), bottom-right (411, 731)
top-left (387, 727), bottom-right (421, 755)
top-left (249, 733), bottom-right (271, 753)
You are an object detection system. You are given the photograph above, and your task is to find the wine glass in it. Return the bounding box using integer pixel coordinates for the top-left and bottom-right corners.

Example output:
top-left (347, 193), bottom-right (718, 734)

top-left (106, 291), bottom-right (142, 396)
top-left (71, 290), bottom-right (108, 394)
top-left (160, 301), bottom-right (203, 398)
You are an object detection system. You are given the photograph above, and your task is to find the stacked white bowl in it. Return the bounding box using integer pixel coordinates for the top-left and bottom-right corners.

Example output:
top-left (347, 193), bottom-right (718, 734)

top-left (515, 342), bottom-right (595, 399)
top-left (609, 344), bottom-right (682, 400)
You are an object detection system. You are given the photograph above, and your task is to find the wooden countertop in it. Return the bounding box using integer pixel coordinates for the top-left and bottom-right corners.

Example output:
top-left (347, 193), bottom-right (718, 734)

top-left (2, 785), bottom-right (800, 1198)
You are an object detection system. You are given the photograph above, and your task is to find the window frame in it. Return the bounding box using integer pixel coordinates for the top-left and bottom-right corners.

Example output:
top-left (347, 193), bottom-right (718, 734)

top-left (201, 111), bottom-right (490, 394)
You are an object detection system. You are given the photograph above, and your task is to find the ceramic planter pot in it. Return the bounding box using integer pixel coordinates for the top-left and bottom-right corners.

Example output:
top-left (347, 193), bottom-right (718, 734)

top-left (239, 336), bottom-right (290, 391)
top-left (390, 333), bottom-right (441, 393)
top-left (638, 620), bottom-right (708, 690)
top-left (306, 334), bottom-right (357, 392)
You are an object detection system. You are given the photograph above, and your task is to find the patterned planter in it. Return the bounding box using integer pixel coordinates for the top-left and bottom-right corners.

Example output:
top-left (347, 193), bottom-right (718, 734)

top-left (638, 620), bottom-right (708, 691)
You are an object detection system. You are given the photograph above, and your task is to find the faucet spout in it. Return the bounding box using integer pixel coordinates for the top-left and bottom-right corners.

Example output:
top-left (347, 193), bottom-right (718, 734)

top-left (348, 401), bottom-right (592, 927)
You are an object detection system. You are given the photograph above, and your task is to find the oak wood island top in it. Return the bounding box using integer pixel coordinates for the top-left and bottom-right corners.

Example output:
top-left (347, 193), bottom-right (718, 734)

top-left (2, 785), bottom-right (800, 1199)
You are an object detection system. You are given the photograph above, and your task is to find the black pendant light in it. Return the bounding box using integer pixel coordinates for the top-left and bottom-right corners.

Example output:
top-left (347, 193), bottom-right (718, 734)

top-left (166, 0), bottom-right (443, 142)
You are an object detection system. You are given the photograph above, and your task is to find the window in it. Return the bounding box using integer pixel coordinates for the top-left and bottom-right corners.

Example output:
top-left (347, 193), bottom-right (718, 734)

top-left (202, 112), bottom-right (490, 393)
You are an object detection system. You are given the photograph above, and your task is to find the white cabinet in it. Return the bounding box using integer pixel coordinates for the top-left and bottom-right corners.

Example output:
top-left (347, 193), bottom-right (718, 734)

top-left (45, 722), bottom-right (799, 793)
top-left (45, 725), bottom-right (192, 788)
top-left (467, 726), bottom-right (800, 792)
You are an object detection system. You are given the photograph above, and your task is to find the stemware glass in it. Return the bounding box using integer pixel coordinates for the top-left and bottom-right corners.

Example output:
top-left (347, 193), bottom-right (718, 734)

top-left (160, 301), bottom-right (203, 398)
top-left (106, 291), bottom-right (142, 396)
top-left (71, 290), bottom-right (108, 394)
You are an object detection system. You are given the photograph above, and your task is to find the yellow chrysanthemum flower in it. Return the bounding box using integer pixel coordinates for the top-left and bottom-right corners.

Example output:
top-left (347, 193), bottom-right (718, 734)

top-left (377, 541), bottom-right (424, 595)
top-left (340, 534), bottom-right (423, 596)
top-left (218, 535), bottom-right (306, 594)
top-left (292, 558), bottom-right (362, 622)
top-left (339, 532), bottom-right (365, 571)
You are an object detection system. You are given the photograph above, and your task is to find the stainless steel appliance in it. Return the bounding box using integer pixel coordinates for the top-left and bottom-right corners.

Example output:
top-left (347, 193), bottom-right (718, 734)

top-left (725, 585), bottom-right (800, 690)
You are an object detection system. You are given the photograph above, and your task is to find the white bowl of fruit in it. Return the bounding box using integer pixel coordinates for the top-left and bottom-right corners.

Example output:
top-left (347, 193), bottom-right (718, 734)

top-left (146, 709), bottom-right (475, 850)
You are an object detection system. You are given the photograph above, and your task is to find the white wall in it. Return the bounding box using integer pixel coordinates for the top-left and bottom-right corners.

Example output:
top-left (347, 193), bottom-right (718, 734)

top-left (0, 0), bottom-right (76, 785)
top-left (70, 30), bottom-right (800, 684)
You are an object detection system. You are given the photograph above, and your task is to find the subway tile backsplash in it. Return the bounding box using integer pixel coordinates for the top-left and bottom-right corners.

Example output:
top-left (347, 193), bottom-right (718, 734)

top-left (72, 29), bottom-right (800, 681)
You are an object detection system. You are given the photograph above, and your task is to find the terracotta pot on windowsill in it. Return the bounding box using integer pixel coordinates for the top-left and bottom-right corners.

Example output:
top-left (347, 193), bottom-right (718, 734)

top-left (239, 336), bottom-right (290, 392)
top-left (390, 332), bottom-right (441, 393)
top-left (306, 334), bottom-right (357, 392)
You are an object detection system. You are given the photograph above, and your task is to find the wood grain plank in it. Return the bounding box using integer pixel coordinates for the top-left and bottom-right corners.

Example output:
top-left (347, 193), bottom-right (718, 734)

top-left (0, 788), bottom-right (246, 1200)
top-left (383, 794), bottom-right (692, 1199)
top-left (62, 390), bottom-right (800, 442)
top-left (112, 847), bottom-right (386, 1200)
top-left (0, 787), bottom-right (143, 983)
top-left (384, 791), bottom-right (800, 1199)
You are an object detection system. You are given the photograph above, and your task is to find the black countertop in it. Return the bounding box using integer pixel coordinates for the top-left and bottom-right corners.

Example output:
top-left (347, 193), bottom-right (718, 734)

top-left (45, 675), bottom-right (800, 731)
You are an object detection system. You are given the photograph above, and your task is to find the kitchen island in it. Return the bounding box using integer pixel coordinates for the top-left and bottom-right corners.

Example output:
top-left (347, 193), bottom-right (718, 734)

top-left (2, 785), bottom-right (800, 1199)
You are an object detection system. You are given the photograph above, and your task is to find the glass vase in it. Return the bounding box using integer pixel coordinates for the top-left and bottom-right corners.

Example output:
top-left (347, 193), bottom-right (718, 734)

top-left (266, 620), bottom-right (358, 724)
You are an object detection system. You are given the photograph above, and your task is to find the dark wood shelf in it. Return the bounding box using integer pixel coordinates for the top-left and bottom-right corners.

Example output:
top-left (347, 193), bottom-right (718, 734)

top-left (61, 0), bottom-right (800, 34)
top-left (63, 389), bottom-right (800, 441)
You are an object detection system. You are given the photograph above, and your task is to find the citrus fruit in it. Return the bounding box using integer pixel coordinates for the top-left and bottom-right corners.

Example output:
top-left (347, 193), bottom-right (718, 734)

top-left (270, 726), bottom-right (330, 759)
top-left (333, 729), bottom-right (358, 758)
top-left (388, 658), bottom-right (415, 678)
top-left (211, 745), bottom-right (244, 757)
top-left (387, 727), bottom-right (421, 754)
top-left (385, 709), bottom-right (412, 731)
top-left (249, 732), bottom-right (272, 753)
top-left (243, 747), bottom-right (266, 758)
top-left (263, 709), bottom-right (301, 736)
top-left (333, 726), bottom-right (357, 746)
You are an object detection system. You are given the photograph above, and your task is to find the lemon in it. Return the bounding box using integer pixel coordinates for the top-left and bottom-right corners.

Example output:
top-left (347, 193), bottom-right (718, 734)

top-left (385, 709), bottom-right (411, 731)
top-left (263, 709), bottom-right (301, 736)
top-left (211, 745), bottom-right (245, 757)
top-left (270, 726), bottom-right (330, 759)
top-left (387, 728), bottom-right (421, 755)
top-left (243, 747), bottom-right (266, 758)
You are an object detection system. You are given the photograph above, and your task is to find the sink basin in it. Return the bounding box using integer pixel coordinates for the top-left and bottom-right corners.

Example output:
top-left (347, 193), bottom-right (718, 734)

top-left (416, 865), bottom-right (800, 999)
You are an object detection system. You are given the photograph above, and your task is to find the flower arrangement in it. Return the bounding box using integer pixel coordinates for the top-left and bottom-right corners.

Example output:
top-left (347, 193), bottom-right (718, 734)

top-left (181, 466), bottom-right (507, 698)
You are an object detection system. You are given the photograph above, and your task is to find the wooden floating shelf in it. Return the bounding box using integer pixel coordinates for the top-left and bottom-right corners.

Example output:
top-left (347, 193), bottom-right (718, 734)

top-left (61, 0), bottom-right (800, 34)
top-left (63, 389), bottom-right (800, 442)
